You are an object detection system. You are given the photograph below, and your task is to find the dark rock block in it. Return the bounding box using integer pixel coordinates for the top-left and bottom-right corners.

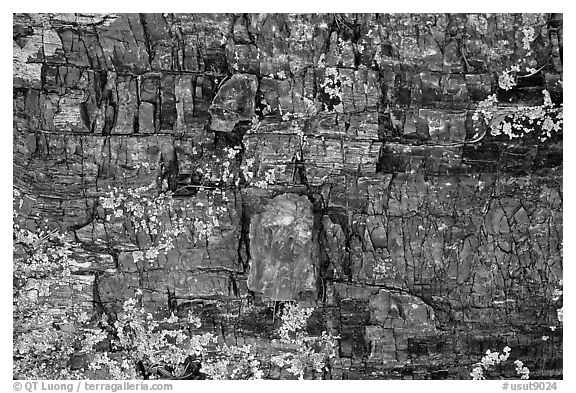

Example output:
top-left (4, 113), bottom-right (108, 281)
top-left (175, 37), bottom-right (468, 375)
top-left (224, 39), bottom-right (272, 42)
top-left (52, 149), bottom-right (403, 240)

top-left (412, 71), bottom-right (442, 105)
top-left (70, 353), bottom-right (90, 370)
top-left (159, 74), bottom-right (177, 131)
top-left (369, 289), bottom-right (436, 333)
top-left (138, 102), bottom-right (155, 134)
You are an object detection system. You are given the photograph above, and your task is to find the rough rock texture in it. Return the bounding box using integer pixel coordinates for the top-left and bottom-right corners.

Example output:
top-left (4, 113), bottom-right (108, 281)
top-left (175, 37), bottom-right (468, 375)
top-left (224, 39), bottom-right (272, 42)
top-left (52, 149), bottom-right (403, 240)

top-left (248, 193), bottom-right (318, 300)
top-left (13, 13), bottom-right (562, 379)
top-left (209, 73), bottom-right (258, 131)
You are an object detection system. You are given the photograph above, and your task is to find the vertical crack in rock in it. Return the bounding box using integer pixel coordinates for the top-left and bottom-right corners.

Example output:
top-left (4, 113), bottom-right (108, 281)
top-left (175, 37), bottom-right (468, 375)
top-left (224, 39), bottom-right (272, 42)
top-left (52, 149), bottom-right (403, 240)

top-left (138, 13), bottom-right (153, 68)
top-left (247, 193), bottom-right (318, 301)
top-left (237, 196), bottom-right (252, 273)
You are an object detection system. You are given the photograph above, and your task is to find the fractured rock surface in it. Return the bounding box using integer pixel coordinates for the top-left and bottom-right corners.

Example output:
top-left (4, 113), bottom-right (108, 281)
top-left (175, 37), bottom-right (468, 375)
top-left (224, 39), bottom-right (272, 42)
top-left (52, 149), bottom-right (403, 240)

top-left (209, 73), bottom-right (258, 132)
top-left (248, 193), bottom-right (317, 300)
top-left (13, 13), bottom-right (563, 379)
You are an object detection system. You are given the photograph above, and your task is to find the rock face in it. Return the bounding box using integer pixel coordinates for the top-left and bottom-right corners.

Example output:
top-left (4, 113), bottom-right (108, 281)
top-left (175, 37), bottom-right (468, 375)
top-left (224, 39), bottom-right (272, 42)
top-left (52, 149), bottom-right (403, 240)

top-left (209, 73), bottom-right (258, 132)
top-left (248, 193), bottom-right (318, 301)
top-left (13, 13), bottom-right (563, 379)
